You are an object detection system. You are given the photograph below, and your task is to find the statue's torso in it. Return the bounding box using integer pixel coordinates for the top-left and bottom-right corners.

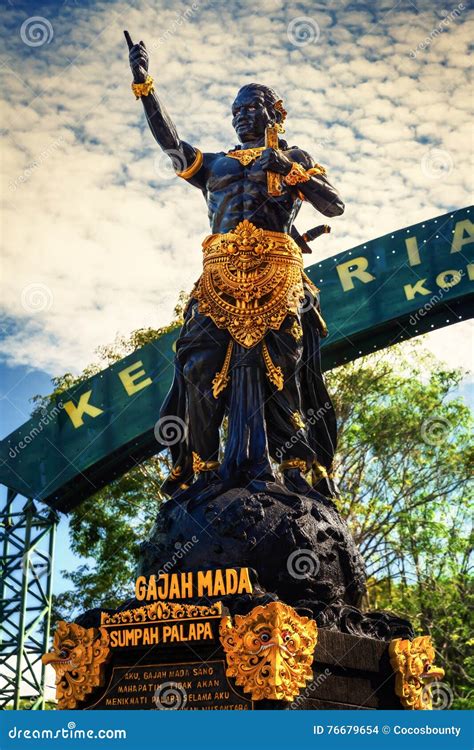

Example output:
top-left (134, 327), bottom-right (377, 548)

top-left (202, 150), bottom-right (302, 234)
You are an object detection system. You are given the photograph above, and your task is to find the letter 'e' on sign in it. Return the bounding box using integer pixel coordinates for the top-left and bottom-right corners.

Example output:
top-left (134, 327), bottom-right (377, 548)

top-left (336, 257), bottom-right (376, 291)
top-left (118, 361), bottom-right (152, 396)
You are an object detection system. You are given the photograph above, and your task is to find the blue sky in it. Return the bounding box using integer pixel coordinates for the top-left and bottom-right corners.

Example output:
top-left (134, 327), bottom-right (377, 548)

top-left (0, 0), bottom-right (473, 589)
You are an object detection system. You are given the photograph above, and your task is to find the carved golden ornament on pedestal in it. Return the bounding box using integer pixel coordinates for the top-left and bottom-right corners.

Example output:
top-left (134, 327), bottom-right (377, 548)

top-left (389, 635), bottom-right (445, 710)
top-left (194, 220), bottom-right (304, 348)
top-left (42, 621), bottom-right (110, 709)
top-left (219, 601), bottom-right (318, 702)
top-left (100, 601), bottom-right (222, 626)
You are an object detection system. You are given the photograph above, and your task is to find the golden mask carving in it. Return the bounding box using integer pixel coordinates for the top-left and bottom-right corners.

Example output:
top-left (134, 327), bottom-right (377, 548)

top-left (42, 621), bottom-right (110, 709)
top-left (219, 601), bottom-right (317, 701)
top-left (389, 636), bottom-right (445, 710)
top-left (194, 220), bottom-right (304, 348)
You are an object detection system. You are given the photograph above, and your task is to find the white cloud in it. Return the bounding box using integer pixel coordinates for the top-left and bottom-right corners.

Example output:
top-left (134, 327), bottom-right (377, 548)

top-left (0, 0), bottom-right (472, 378)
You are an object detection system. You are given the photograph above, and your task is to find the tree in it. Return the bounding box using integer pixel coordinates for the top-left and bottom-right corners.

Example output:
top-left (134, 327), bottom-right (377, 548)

top-left (326, 349), bottom-right (473, 709)
top-left (40, 317), bottom-right (472, 708)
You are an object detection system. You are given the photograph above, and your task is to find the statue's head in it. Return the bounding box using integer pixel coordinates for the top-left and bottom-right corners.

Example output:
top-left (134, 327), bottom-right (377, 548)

top-left (232, 83), bottom-right (286, 143)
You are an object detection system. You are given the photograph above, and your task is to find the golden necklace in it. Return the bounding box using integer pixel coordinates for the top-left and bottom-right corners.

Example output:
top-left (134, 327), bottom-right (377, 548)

top-left (226, 146), bottom-right (265, 166)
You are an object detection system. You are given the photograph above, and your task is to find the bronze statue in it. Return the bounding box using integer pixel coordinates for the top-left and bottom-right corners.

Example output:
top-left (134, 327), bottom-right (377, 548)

top-left (125, 32), bottom-right (344, 500)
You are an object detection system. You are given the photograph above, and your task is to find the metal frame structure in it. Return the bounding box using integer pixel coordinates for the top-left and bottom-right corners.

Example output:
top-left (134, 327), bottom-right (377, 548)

top-left (0, 489), bottom-right (57, 709)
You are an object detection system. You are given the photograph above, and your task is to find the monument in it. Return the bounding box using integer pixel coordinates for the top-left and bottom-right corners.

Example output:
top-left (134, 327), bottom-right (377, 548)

top-left (42, 32), bottom-right (445, 711)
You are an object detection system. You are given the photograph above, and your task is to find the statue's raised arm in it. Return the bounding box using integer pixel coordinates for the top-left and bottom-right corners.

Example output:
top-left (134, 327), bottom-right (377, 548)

top-left (124, 30), bottom-right (202, 181)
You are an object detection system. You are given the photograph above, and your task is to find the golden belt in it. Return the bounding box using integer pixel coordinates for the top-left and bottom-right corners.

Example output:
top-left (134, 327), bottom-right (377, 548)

top-left (193, 220), bottom-right (305, 348)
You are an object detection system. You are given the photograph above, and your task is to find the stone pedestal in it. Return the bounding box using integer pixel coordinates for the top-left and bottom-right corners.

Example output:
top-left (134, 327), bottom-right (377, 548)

top-left (44, 597), bottom-right (403, 711)
top-left (79, 628), bottom-right (400, 711)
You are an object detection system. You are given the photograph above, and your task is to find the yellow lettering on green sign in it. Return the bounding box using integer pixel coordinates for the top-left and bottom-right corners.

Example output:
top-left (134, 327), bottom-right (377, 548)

top-left (63, 390), bottom-right (104, 428)
top-left (403, 279), bottom-right (432, 300)
top-left (118, 361), bottom-right (152, 396)
top-left (336, 257), bottom-right (375, 291)
top-left (451, 219), bottom-right (474, 254)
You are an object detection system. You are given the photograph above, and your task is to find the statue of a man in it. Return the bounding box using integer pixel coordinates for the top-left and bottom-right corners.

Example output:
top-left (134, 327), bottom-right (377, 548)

top-left (126, 34), bottom-right (344, 499)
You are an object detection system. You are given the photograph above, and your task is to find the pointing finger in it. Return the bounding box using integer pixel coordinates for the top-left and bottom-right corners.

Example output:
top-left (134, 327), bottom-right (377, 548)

top-left (124, 30), bottom-right (134, 50)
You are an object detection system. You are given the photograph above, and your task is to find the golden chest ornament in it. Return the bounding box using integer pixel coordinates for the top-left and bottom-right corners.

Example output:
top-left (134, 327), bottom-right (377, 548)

top-left (226, 146), bottom-right (265, 166)
top-left (193, 220), bottom-right (305, 348)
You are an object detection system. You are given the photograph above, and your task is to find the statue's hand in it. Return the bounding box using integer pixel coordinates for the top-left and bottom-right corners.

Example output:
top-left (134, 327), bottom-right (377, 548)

top-left (260, 148), bottom-right (293, 175)
top-left (124, 30), bottom-right (149, 83)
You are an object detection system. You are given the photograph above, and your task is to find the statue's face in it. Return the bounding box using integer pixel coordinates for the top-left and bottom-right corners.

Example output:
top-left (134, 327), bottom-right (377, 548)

top-left (232, 88), bottom-right (275, 143)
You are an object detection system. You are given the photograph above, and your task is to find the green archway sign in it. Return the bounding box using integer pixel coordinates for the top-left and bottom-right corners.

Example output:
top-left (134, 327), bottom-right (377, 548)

top-left (1, 207), bottom-right (472, 512)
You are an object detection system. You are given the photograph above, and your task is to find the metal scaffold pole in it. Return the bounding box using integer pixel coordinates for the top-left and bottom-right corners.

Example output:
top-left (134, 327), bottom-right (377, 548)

top-left (0, 489), bottom-right (58, 709)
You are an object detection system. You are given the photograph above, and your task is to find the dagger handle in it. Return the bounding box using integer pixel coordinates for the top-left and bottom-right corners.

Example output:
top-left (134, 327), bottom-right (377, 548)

top-left (265, 124), bottom-right (282, 197)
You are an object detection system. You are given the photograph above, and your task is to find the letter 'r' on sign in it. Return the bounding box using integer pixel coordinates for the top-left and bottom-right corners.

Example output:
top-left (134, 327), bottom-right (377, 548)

top-left (336, 257), bottom-right (376, 291)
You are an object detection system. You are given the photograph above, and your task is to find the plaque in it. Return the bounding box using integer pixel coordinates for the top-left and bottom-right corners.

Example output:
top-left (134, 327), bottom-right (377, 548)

top-left (85, 660), bottom-right (253, 710)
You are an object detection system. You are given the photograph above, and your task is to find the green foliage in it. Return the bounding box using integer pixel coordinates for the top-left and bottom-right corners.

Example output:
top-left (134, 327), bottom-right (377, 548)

top-left (40, 320), bottom-right (473, 709)
top-left (53, 459), bottom-right (167, 616)
top-left (327, 344), bottom-right (473, 708)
